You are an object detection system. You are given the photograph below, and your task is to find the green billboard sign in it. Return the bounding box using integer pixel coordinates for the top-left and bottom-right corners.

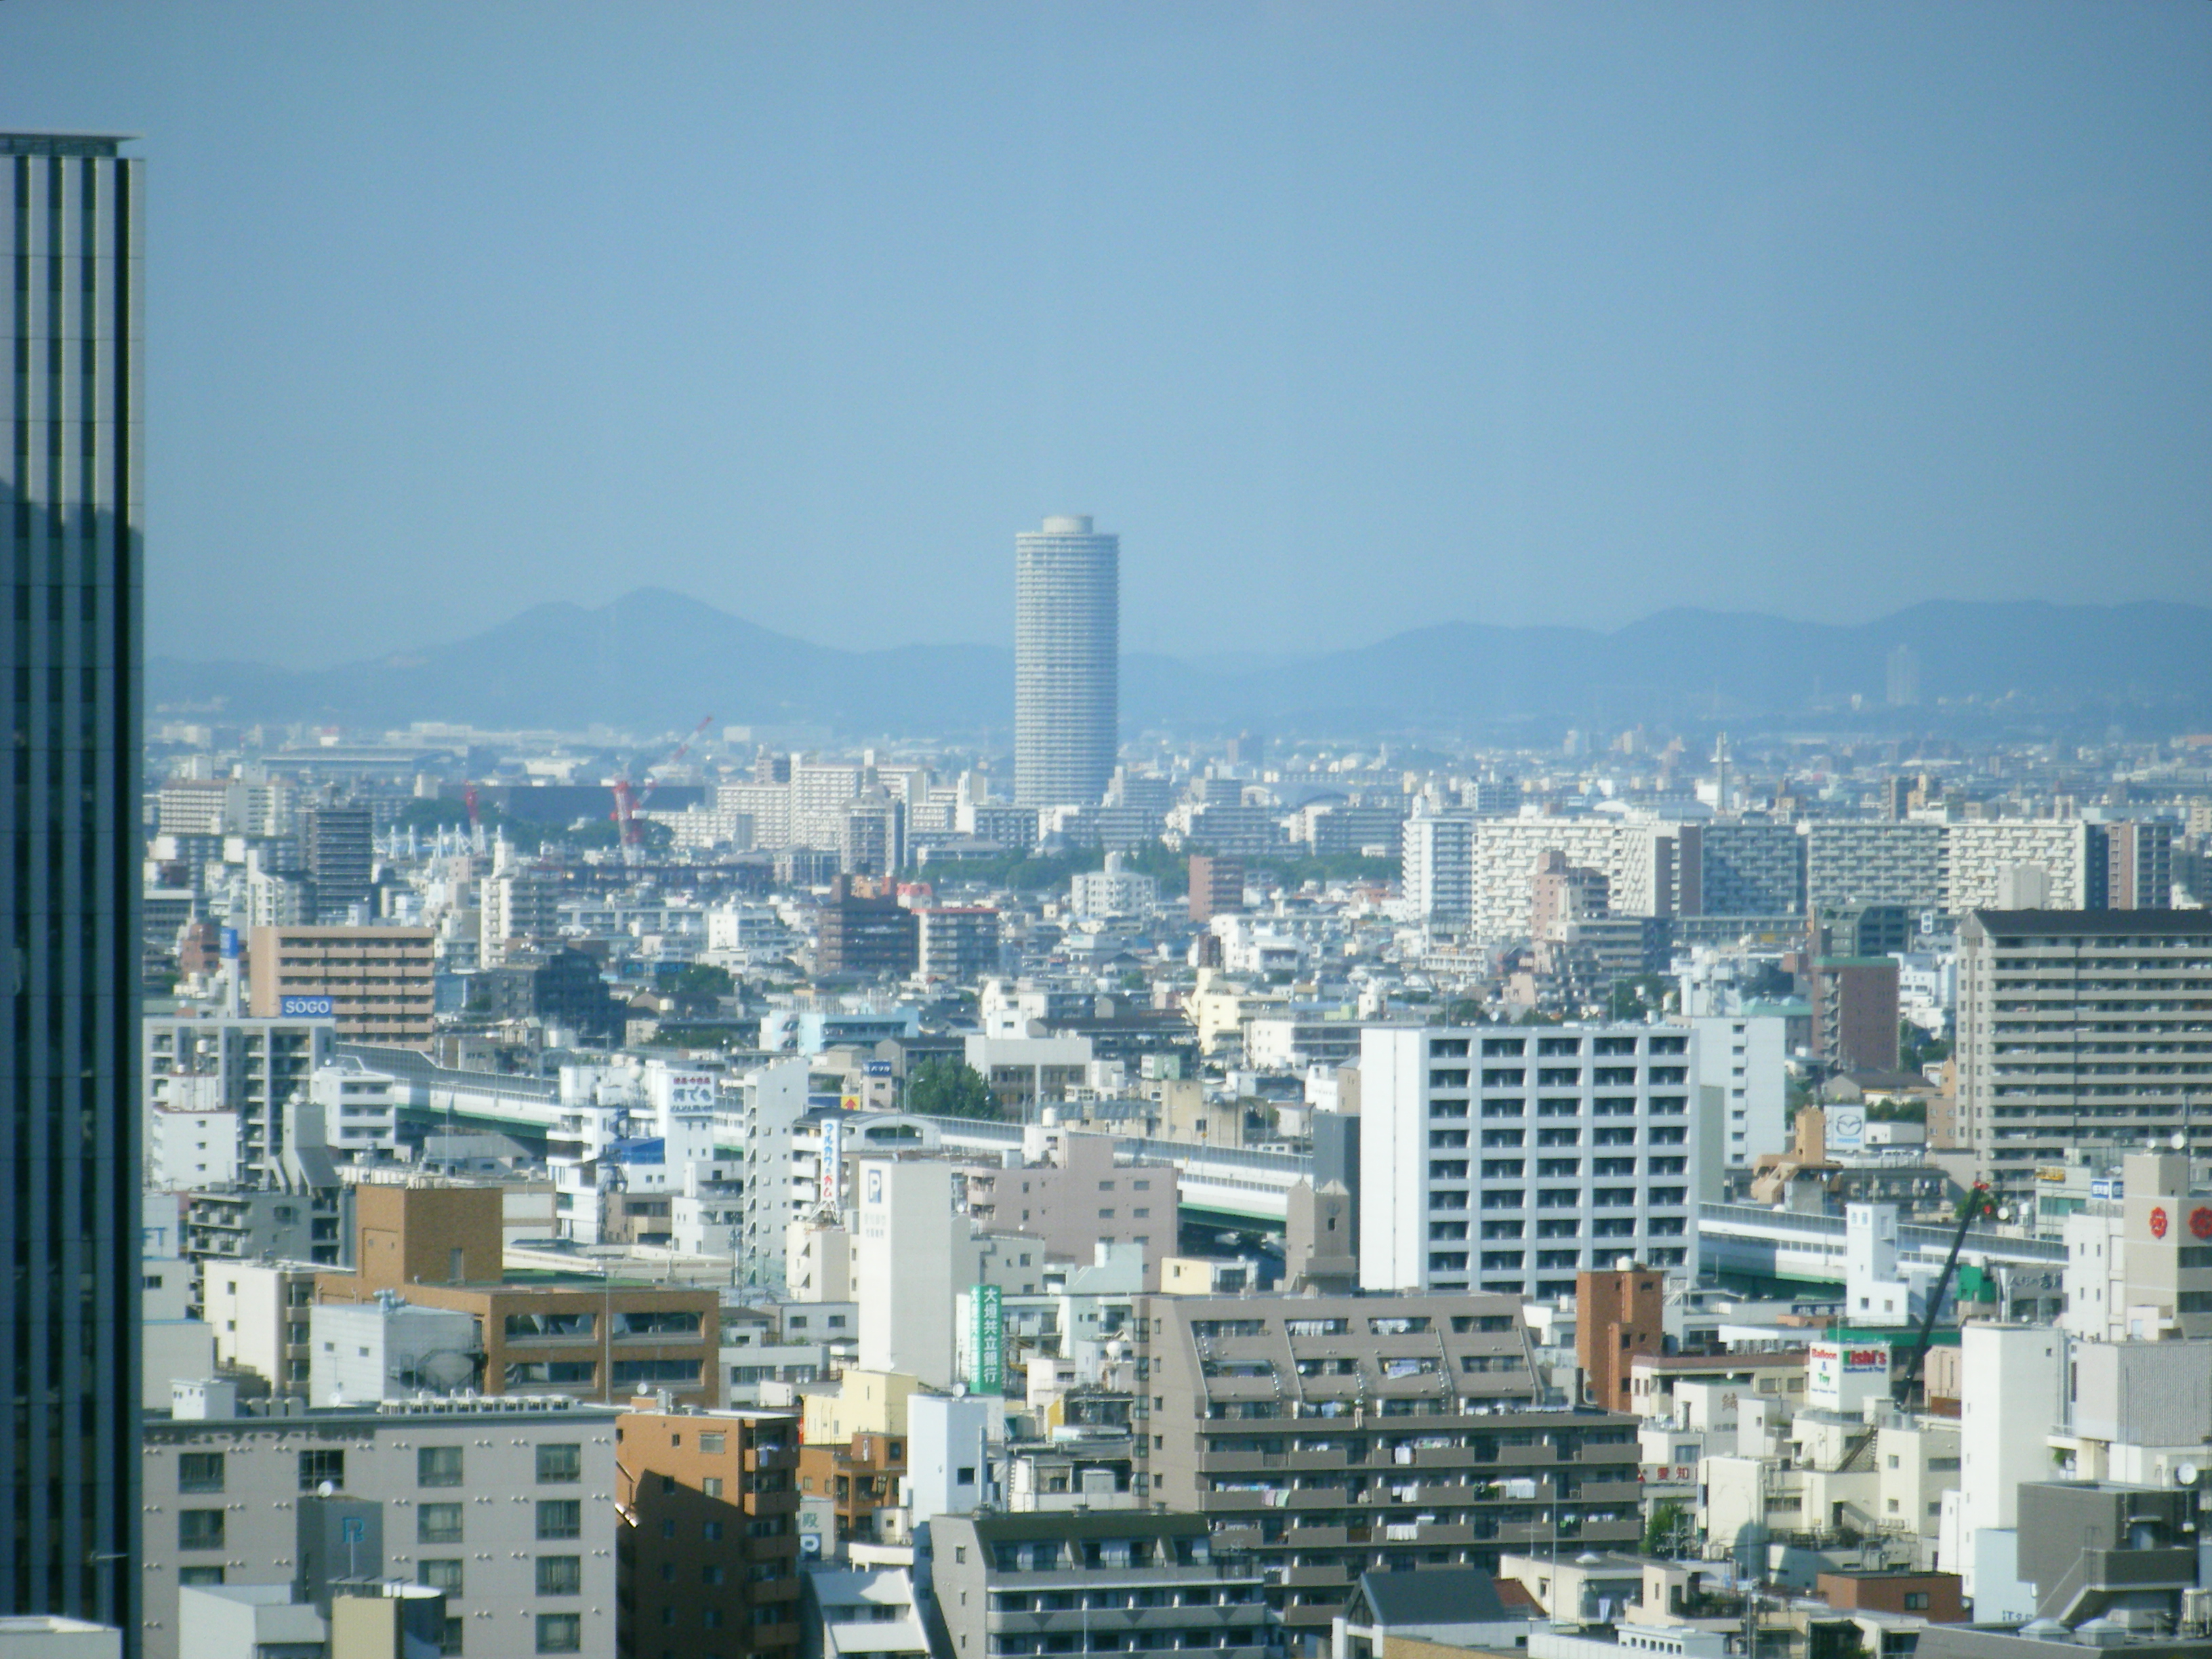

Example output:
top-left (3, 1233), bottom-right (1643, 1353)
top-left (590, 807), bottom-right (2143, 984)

top-left (968, 1283), bottom-right (1003, 1396)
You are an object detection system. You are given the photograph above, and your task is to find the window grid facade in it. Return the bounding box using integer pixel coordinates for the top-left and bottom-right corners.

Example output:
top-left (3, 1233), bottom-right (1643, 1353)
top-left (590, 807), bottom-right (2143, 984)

top-left (1361, 1025), bottom-right (1700, 1298)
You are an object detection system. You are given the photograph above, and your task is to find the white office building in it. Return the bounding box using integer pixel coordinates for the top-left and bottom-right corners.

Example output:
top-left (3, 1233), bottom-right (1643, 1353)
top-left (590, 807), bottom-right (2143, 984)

top-left (1939, 1322), bottom-right (2065, 1615)
top-left (308, 1297), bottom-right (478, 1405)
top-left (1360, 1023), bottom-right (1699, 1302)
top-left (854, 1157), bottom-right (979, 1391)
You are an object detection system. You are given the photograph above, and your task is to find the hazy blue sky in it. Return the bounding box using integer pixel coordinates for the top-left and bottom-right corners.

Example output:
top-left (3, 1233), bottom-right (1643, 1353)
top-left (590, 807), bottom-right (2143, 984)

top-left (9, 1), bottom-right (2210, 667)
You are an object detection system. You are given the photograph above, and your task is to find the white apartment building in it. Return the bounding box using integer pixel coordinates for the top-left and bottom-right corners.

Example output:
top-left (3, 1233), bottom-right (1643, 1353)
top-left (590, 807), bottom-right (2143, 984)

top-left (478, 865), bottom-right (560, 966)
top-left (793, 760), bottom-right (865, 847)
top-left (1689, 1015), bottom-right (1788, 1169)
top-left (1069, 852), bottom-right (1158, 919)
top-left (1940, 1323), bottom-right (2065, 1614)
top-left (1412, 815), bottom-right (2150, 939)
top-left (149, 1099), bottom-right (241, 1189)
top-left (241, 858), bottom-right (310, 928)
top-left (144, 1015), bottom-right (339, 1187)
top-left (1943, 821), bottom-right (2089, 914)
top-left (1403, 817), bottom-right (1668, 939)
top-left (157, 777), bottom-right (295, 839)
top-left (708, 764), bottom-right (871, 852)
top-left (1360, 1023), bottom-right (1699, 1302)
top-left (143, 1396), bottom-right (618, 1659)
top-left (960, 802), bottom-right (1042, 853)
top-left (1400, 813), bottom-right (1476, 926)
top-left (203, 1261), bottom-right (320, 1393)
top-left (1896, 950), bottom-right (1956, 1037)
top-left (735, 1058), bottom-right (816, 1290)
top-left (306, 1059), bottom-right (401, 1165)
top-left (718, 780), bottom-right (794, 847)
top-left (1805, 821), bottom-right (1943, 910)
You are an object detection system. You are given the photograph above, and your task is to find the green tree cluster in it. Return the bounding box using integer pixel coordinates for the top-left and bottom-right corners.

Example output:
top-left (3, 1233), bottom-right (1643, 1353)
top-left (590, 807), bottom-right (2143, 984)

top-left (669, 962), bottom-right (734, 1015)
top-left (903, 1059), bottom-right (1002, 1120)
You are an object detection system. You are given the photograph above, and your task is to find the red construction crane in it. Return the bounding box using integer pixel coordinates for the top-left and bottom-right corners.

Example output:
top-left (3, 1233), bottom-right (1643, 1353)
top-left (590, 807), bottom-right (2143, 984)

top-left (609, 714), bottom-right (714, 855)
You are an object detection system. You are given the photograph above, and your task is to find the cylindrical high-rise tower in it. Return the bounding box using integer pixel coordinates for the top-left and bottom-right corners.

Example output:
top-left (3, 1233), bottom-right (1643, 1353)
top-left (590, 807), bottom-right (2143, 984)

top-left (1015, 515), bottom-right (1118, 808)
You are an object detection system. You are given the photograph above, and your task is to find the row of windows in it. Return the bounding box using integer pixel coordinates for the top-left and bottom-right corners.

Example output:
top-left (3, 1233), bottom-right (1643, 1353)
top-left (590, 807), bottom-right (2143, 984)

top-left (1425, 1159), bottom-right (1688, 1194)
top-left (1430, 1036), bottom-right (1683, 1059)
top-left (988, 1633), bottom-right (1256, 1654)
top-left (417, 1555), bottom-right (581, 1597)
top-left (502, 1357), bottom-right (700, 1387)
top-left (178, 1496), bottom-right (588, 1553)
top-left (1186, 1313), bottom-right (1515, 1339)
top-left (176, 1443), bottom-right (583, 1495)
top-left (1456, 1125), bottom-right (1687, 1147)
top-left (1445, 1097), bottom-right (1689, 1118)
top-left (1456, 1218), bottom-right (1643, 1240)
top-left (1454, 1187), bottom-right (1687, 1210)
top-left (1432, 1066), bottom-right (1666, 1088)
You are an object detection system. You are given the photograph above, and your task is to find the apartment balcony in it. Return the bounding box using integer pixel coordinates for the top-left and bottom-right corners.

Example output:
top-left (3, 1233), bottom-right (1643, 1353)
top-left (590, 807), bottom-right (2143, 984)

top-left (1573, 1441), bottom-right (1639, 1464)
top-left (1198, 1491), bottom-right (1286, 1515)
top-left (1202, 1376), bottom-right (1284, 1401)
top-left (1282, 1488), bottom-right (1364, 1511)
top-left (987, 1605), bottom-right (1269, 1637)
top-left (1273, 1562), bottom-right (1354, 1591)
top-left (1200, 1448), bottom-right (1357, 1475)
top-left (1571, 1479), bottom-right (1646, 1503)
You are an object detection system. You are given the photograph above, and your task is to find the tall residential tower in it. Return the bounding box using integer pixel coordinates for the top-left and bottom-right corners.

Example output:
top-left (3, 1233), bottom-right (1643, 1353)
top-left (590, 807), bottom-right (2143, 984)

top-left (1014, 514), bottom-right (1117, 808)
top-left (1, 132), bottom-right (143, 1634)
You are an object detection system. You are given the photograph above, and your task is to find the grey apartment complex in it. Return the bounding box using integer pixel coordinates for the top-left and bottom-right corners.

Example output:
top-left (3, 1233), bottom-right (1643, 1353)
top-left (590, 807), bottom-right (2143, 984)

top-left (1132, 1290), bottom-right (1641, 1637)
top-left (1957, 908), bottom-right (2212, 1201)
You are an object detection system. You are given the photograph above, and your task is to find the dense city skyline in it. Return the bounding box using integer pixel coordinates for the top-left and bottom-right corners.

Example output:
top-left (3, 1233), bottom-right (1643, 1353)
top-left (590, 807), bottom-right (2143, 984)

top-left (3, 1), bottom-right (2208, 668)
top-left (8, 1), bottom-right (2212, 1650)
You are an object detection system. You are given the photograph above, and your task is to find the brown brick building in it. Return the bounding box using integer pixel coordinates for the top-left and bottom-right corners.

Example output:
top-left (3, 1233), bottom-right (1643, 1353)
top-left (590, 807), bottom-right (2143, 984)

top-left (1814, 1570), bottom-right (1965, 1623)
top-left (317, 1181), bottom-right (720, 1407)
top-left (1576, 1265), bottom-right (1664, 1413)
top-left (816, 880), bottom-right (919, 977)
top-left (1188, 854), bottom-right (1244, 923)
top-left (1809, 956), bottom-right (1901, 1075)
top-left (796, 1428), bottom-right (907, 1549)
top-left (616, 1406), bottom-right (804, 1659)
top-left (249, 924), bottom-right (437, 1046)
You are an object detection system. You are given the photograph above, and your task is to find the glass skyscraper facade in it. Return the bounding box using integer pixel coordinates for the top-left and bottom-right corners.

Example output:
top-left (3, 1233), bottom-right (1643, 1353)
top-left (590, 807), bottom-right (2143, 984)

top-left (1013, 514), bottom-right (1118, 810)
top-left (1, 132), bottom-right (142, 1634)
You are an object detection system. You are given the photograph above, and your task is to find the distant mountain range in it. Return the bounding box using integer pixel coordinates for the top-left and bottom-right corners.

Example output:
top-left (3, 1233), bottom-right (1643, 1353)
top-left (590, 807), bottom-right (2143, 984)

top-left (149, 589), bottom-right (2212, 738)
